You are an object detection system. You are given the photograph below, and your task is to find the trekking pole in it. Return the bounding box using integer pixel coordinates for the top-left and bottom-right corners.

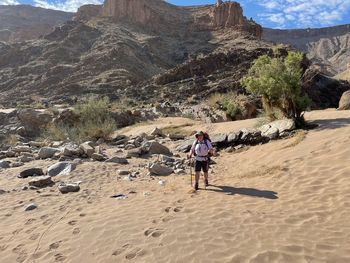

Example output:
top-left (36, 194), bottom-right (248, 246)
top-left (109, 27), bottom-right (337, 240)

top-left (190, 158), bottom-right (193, 187)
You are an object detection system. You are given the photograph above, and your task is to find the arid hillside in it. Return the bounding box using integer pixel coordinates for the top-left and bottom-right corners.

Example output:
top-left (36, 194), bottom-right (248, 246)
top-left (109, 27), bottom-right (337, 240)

top-left (0, 5), bottom-right (73, 43)
top-left (263, 25), bottom-right (350, 76)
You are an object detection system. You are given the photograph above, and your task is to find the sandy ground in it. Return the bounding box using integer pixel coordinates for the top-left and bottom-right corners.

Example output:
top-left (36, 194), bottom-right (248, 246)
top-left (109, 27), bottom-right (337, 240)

top-left (1, 109), bottom-right (350, 263)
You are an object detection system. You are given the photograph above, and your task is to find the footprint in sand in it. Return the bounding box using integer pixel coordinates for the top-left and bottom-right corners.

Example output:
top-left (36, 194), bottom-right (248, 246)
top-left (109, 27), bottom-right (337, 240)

top-left (68, 220), bottom-right (78, 226)
top-left (144, 228), bottom-right (164, 238)
top-left (161, 215), bottom-right (174, 223)
top-left (25, 218), bottom-right (36, 225)
top-left (164, 207), bottom-right (171, 213)
top-left (173, 207), bottom-right (183, 213)
top-left (16, 252), bottom-right (27, 263)
top-left (125, 247), bottom-right (145, 260)
top-left (40, 214), bottom-right (49, 220)
top-left (72, 228), bottom-right (80, 235)
top-left (112, 244), bottom-right (131, 256)
top-left (79, 213), bottom-right (86, 217)
top-left (54, 253), bottom-right (66, 262)
top-left (49, 241), bottom-right (62, 250)
top-left (29, 233), bottom-right (40, 241)
top-left (0, 244), bottom-right (8, 252)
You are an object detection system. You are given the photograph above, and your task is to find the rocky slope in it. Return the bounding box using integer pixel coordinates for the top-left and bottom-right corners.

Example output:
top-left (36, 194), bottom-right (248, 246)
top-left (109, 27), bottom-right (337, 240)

top-left (0, 5), bottom-right (73, 43)
top-left (263, 25), bottom-right (350, 76)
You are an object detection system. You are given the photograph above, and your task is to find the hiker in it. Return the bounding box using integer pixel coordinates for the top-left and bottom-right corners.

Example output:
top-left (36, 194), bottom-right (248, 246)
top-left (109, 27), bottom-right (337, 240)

top-left (188, 131), bottom-right (215, 190)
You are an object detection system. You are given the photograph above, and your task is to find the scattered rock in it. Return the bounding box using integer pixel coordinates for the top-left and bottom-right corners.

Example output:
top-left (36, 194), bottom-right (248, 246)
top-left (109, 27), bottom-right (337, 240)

top-left (168, 134), bottom-right (185, 140)
top-left (0, 160), bottom-right (10, 169)
top-left (106, 157), bottom-right (128, 164)
top-left (118, 170), bottom-right (130, 175)
top-left (227, 132), bottom-right (240, 144)
top-left (0, 189), bottom-right (7, 194)
top-left (28, 176), bottom-right (54, 188)
top-left (24, 203), bottom-right (38, 211)
top-left (47, 162), bottom-right (76, 177)
top-left (176, 139), bottom-right (193, 153)
top-left (19, 153), bottom-right (35, 163)
top-left (174, 168), bottom-right (186, 174)
top-left (18, 168), bottom-right (44, 178)
top-left (239, 128), bottom-right (262, 145)
top-left (269, 119), bottom-right (295, 136)
top-left (38, 147), bottom-right (59, 159)
top-left (339, 90), bottom-right (350, 110)
top-left (259, 124), bottom-right (279, 140)
top-left (126, 148), bottom-right (141, 158)
top-left (22, 186), bottom-right (28, 191)
top-left (58, 182), bottom-right (80, 194)
top-left (5, 151), bottom-right (16, 158)
top-left (110, 194), bottom-right (128, 200)
top-left (29, 141), bottom-right (46, 147)
top-left (12, 146), bottom-right (32, 153)
top-left (159, 154), bottom-right (175, 163)
top-left (210, 133), bottom-right (227, 146)
top-left (148, 163), bottom-right (173, 176)
top-left (61, 143), bottom-right (82, 157)
top-left (80, 141), bottom-right (95, 157)
top-left (91, 153), bottom-right (106, 161)
top-left (158, 180), bottom-right (166, 186)
top-left (142, 141), bottom-right (172, 156)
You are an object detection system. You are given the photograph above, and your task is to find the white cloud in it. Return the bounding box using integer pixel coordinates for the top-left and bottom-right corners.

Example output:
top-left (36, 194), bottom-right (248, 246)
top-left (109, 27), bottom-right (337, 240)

top-left (0, 0), bottom-right (19, 5)
top-left (34, 0), bottom-right (102, 12)
top-left (255, 0), bottom-right (350, 28)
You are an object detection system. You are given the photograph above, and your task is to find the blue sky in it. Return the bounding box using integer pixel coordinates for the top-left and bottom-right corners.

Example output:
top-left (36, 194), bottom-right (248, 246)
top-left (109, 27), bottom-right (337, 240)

top-left (1, 0), bottom-right (350, 29)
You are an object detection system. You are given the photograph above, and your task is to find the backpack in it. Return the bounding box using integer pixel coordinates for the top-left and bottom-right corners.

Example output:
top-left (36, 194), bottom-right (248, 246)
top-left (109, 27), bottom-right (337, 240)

top-left (193, 132), bottom-right (212, 157)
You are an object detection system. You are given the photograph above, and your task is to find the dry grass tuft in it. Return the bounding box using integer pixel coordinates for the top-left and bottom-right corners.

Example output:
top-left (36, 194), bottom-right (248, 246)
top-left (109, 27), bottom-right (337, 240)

top-left (237, 165), bottom-right (283, 179)
top-left (160, 124), bottom-right (195, 137)
top-left (281, 130), bottom-right (307, 149)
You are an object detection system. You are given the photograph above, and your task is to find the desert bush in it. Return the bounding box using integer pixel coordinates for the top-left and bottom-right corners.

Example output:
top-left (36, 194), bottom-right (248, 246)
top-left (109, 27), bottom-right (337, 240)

top-left (45, 97), bottom-right (116, 142)
top-left (241, 51), bottom-right (311, 125)
top-left (207, 92), bottom-right (246, 120)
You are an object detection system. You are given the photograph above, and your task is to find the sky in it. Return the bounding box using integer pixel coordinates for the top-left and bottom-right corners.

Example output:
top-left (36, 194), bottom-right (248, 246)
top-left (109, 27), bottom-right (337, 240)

top-left (1, 0), bottom-right (350, 29)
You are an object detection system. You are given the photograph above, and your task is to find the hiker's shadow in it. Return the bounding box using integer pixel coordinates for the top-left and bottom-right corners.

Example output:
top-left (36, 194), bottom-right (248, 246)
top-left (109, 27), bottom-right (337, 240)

top-left (208, 185), bottom-right (278, 199)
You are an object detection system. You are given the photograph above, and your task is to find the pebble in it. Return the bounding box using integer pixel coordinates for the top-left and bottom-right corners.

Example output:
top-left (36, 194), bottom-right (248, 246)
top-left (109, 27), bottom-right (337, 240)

top-left (24, 203), bottom-right (38, 211)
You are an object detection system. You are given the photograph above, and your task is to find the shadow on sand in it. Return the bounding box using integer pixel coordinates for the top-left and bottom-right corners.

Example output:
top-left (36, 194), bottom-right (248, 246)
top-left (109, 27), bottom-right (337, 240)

top-left (207, 185), bottom-right (278, 200)
top-left (308, 118), bottom-right (350, 131)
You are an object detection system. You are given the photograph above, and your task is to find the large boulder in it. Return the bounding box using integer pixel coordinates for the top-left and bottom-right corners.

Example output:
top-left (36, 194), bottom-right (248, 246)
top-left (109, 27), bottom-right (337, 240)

top-left (17, 109), bottom-right (53, 137)
top-left (148, 163), bottom-right (173, 176)
top-left (176, 139), bottom-right (194, 153)
top-left (38, 147), bottom-right (59, 159)
top-left (269, 119), bottom-right (295, 136)
top-left (61, 143), bottom-right (82, 157)
top-left (239, 128), bottom-right (263, 145)
top-left (18, 168), bottom-right (44, 178)
top-left (338, 90), bottom-right (350, 110)
top-left (259, 124), bottom-right (279, 140)
top-left (28, 176), bottom-right (54, 188)
top-left (142, 141), bottom-right (172, 156)
top-left (79, 142), bottom-right (95, 157)
top-left (47, 162), bottom-right (76, 177)
top-left (0, 160), bottom-right (10, 169)
top-left (210, 133), bottom-right (227, 146)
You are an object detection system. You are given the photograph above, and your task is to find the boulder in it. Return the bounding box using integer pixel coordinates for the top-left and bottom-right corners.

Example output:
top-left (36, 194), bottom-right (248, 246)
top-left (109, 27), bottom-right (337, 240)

top-left (159, 154), bottom-right (175, 163)
top-left (210, 133), bottom-right (227, 146)
top-left (259, 125), bottom-right (279, 140)
top-left (148, 163), bottom-right (173, 176)
top-left (58, 182), bottom-right (80, 194)
top-left (19, 153), bottom-right (35, 163)
top-left (126, 148), bottom-right (142, 158)
top-left (28, 176), bottom-right (54, 188)
top-left (142, 141), bottom-right (172, 156)
top-left (176, 139), bottom-right (193, 153)
top-left (338, 90), bottom-right (350, 110)
top-left (18, 168), bottom-right (44, 178)
top-left (270, 119), bottom-right (295, 136)
top-left (239, 128), bottom-right (262, 145)
top-left (80, 142), bottom-right (95, 157)
top-left (118, 170), bottom-right (130, 175)
top-left (227, 132), bottom-right (240, 144)
top-left (168, 134), bottom-right (185, 140)
top-left (61, 143), bottom-right (82, 157)
top-left (106, 157), bottom-right (129, 164)
top-left (0, 160), bottom-right (10, 169)
top-left (47, 162), bottom-right (76, 177)
top-left (17, 109), bottom-right (53, 137)
top-left (38, 147), bottom-right (59, 159)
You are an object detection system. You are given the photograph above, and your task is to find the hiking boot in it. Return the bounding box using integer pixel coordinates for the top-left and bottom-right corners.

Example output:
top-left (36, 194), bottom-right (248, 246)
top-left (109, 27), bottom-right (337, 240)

top-left (194, 183), bottom-right (199, 191)
top-left (205, 179), bottom-right (209, 187)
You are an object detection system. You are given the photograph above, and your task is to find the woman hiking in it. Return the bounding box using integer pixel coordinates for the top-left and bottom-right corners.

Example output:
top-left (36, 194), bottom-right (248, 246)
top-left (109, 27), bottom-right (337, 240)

top-left (188, 131), bottom-right (215, 190)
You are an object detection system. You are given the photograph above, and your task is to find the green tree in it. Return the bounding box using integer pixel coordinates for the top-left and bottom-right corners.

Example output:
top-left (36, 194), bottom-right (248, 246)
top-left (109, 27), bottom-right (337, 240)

top-left (241, 51), bottom-right (310, 125)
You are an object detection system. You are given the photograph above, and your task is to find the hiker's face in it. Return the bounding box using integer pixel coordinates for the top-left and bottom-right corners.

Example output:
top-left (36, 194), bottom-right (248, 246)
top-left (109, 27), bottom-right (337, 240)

top-left (198, 135), bottom-right (204, 141)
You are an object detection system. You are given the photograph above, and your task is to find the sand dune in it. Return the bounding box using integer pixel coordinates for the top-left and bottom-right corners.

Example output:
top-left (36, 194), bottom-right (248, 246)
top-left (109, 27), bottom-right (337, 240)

top-left (1, 109), bottom-right (350, 263)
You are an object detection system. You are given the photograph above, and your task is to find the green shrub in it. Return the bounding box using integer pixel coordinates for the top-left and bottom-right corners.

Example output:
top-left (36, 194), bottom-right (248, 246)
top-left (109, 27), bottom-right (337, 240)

top-left (207, 92), bottom-right (246, 120)
top-left (241, 51), bottom-right (311, 125)
top-left (45, 97), bottom-right (116, 142)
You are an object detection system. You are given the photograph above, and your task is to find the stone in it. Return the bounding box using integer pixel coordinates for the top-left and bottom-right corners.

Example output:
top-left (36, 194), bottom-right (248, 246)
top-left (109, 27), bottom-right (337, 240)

top-left (0, 160), bottom-right (10, 169)
top-left (110, 194), bottom-right (128, 200)
top-left (18, 168), bottom-right (44, 178)
top-left (47, 162), bottom-right (76, 177)
top-left (0, 189), bottom-right (7, 194)
top-left (259, 124), bottom-right (279, 140)
top-left (106, 157), bottom-right (129, 164)
top-left (176, 139), bottom-right (194, 153)
top-left (150, 127), bottom-right (164, 137)
top-left (227, 132), bottom-right (240, 144)
top-left (80, 142), bottom-right (95, 157)
top-left (12, 146), bottom-right (32, 153)
top-left (17, 109), bottom-right (53, 137)
top-left (159, 154), bottom-right (175, 163)
top-left (126, 148), bottom-right (141, 158)
top-left (91, 153), bottom-right (106, 161)
top-left (148, 163), bottom-right (173, 176)
top-left (58, 183), bottom-right (80, 194)
top-left (142, 141), bottom-right (172, 156)
top-left (239, 128), bottom-right (262, 145)
top-left (38, 147), bottom-right (59, 159)
top-left (5, 151), bottom-right (16, 158)
top-left (118, 170), bottom-right (130, 176)
top-left (210, 133), bottom-right (227, 146)
top-left (24, 203), bottom-right (38, 211)
top-left (29, 141), bottom-right (46, 147)
top-left (61, 143), bottom-right (82, 157)
top-left (28, 176), bottom-right (54, 188)
top-left (19, 154), bottom-right (35, 163)
top-left (269, 119), bottom-right (295, 136)
top-left (174, 169), bottom-right (186, 174)
top-left (339, 90), bottom-right (350, 110)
